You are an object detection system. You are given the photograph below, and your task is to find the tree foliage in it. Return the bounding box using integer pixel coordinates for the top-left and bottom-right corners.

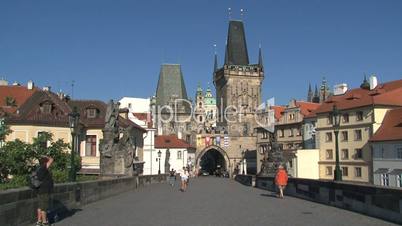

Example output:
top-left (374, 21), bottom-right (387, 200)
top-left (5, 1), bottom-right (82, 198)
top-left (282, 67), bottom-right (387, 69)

top-left (0, 132), bottom-right (81, 183)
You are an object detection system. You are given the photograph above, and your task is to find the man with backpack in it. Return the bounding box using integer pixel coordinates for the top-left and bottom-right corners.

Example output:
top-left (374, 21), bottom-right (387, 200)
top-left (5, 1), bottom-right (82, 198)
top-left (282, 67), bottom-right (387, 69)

top-left (34, 156), bottom-right (54, 226)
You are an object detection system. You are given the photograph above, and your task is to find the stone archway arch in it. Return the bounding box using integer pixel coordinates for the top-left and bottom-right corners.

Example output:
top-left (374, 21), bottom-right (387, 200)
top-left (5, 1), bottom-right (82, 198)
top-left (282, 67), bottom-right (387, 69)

top-left (196, 145), bottom-right (230, 171)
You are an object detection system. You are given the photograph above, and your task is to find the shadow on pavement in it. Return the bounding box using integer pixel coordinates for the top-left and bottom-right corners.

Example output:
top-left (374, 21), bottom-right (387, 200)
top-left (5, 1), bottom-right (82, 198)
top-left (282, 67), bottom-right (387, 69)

top-left (48, 199), bottom-right (82, 224)
top-left (260, 193), bottom-right (279, 198)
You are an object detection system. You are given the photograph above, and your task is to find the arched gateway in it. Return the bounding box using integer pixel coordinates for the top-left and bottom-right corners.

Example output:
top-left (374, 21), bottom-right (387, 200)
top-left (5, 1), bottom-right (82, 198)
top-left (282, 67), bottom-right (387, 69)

top-left (196, 145), bottom-right (230, 175)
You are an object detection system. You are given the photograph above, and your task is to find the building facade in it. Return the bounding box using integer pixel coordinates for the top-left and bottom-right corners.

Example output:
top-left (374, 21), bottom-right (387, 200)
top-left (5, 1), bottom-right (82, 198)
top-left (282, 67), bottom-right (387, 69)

top-left (315, 77), bottom-right (402, 183)
top-left (275, 100), bottom-right (320, 176)
top-left (370, 108), bottom-right (402, 188)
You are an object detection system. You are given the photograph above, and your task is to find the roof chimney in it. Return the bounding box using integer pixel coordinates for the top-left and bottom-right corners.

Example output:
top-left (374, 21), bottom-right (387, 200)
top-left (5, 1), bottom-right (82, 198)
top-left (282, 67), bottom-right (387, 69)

top-left (333, 83), bottom-right (348, 95)
top-left (43, 86), bottom-right (51, 92)
top-left (369, 75), bottom-right (378, 90)
top-left (0, 78), bottom-right (8, 86)
top-left (27, 80), bottom-right (34, 90)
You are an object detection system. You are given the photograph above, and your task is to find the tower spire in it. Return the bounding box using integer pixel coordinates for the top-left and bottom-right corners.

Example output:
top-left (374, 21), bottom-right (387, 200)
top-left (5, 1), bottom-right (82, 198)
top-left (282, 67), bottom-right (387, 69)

top-left (307, 83), bottom-right (313, 102)
top-left (214, 52), bottom-right (218, 73)
top-left (258, 44), bottom-right (263, 69)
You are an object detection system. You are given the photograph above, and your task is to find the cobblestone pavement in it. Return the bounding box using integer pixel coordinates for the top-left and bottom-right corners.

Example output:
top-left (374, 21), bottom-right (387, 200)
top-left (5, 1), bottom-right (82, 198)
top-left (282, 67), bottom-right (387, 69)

top-left (55, 177), bottom-right (398, 226)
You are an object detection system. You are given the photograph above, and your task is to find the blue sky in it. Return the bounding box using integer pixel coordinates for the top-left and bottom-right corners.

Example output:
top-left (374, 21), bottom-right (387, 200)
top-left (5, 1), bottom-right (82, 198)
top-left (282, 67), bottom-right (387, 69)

top-left (1, 0), bottom-right (401, 105)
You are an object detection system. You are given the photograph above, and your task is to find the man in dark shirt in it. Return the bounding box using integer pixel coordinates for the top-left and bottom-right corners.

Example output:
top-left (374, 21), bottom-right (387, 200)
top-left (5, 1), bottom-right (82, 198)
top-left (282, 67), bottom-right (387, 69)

top-left (36, 156), bottom-right (54, 226)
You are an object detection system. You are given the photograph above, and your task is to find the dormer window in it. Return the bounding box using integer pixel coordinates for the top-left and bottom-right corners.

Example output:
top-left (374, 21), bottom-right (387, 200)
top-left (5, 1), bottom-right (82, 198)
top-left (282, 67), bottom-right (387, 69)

top-left (40, 101), bottom-right (53, 113)
top-left (87, 108), bottom-right (98, 118)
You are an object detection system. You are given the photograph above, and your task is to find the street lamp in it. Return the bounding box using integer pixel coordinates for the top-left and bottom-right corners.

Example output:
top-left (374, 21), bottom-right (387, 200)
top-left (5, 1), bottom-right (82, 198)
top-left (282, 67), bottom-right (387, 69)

top-left (68, 107), bottom-right (80, 182)
top-left (241, 150), bottom-right (245, 175)
top-left (332, 105), bottom-right (342, 181)
top-left (157, 150), bottom-right (162, 175)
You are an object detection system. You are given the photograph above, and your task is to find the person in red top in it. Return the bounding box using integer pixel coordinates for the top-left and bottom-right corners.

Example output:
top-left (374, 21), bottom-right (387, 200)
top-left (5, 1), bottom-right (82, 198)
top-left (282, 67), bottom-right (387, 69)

top-left (275, 165), bottom-right (288, 199)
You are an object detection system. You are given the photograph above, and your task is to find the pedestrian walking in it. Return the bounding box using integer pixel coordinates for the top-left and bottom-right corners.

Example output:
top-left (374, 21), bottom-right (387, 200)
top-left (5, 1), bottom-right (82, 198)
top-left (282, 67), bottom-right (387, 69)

top-left (35, 156), bottom-right (54, 226)
top-left (169, 168), bottom-right (176, 187)
top-left (179, 167), bottom-right (188, 192)
top-left (275, 165), bottom-right (288, 199)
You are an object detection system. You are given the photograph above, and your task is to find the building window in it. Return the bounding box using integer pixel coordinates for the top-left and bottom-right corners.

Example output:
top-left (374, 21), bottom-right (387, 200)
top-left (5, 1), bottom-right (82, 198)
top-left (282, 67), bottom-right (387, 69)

top-left (278, 129), bottom-right (284, 138)
top-left (341, 131), bottom-right (348, 141)
top-left (356, 111), bottom-right (363, 121)
top-left (397, 175), bottom-right (402, 188)
top-left (289, 113), bottom-right (295, 120)
top-left (40, 102), bottom-right (52, 114)
top-left (355, 149), bottom-right (363, 159)
top-left (128, 103), bottom-right (132, 108)
top-left (381, 173), bottom-right (389, 186)
top-left (326, 166), bottom-right (332, 175)
top-left (177, 151), bottom-right (182, 160)
top-left (355, 167), bottom-right (362, 177)
top-left (262, 131), bottom-right (268, 139)
top-left (296, 128), bottom-right (301, 136)
top-left (325, 132), bottom-right (333, 142)
top-left (289, 129), bottom-right (294, 137)
top-left (87, 108), bottom-right (97, 118)
top-left (342, 167), bottom-right (348, 176)
top-left (327, 115), bottom-right (333, 125)
top-left (354, 130), bottom-right (362, 141)
top-left (341, 149), bottom-right (349, 160)
top-left (342, 113), bottom-right (349, 123)
top-left (396, 147), bottom-right (402, 159)
top-left (85, 135), bottom-right (97, 156)
top-left (326, 149), bottom-right (333, 160)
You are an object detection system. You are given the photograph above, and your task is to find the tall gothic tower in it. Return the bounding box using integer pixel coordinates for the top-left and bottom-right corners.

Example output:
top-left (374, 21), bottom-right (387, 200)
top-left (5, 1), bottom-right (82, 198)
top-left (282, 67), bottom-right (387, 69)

top-left (214, 20), bottom-right (264, 136)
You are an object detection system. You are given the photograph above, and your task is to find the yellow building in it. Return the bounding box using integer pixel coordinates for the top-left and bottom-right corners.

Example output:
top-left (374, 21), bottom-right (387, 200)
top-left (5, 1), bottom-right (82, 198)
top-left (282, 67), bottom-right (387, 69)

top-left (1, 81), bottom-right (145, 175)
top-left (315, 77), bottom-right (402, 183)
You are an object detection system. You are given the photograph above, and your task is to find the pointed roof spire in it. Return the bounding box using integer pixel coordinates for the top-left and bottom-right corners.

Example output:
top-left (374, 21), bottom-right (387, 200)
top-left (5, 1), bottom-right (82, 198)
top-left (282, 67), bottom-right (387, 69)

top-left (213, 52), bottom-right (218, 73)
top-left (360, 74), bottom-right (370, 90)
top-left (314, 85), bottom-right (319, 96)
top-left (224, 20), bottom-right (249, 65)
top-left (258, 44), bottom-right (264, 69)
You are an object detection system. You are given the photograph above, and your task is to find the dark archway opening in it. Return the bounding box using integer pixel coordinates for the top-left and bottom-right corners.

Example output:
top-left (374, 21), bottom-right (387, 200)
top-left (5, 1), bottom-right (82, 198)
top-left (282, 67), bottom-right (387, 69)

top-left (200, 149), bottom-right (226, 176)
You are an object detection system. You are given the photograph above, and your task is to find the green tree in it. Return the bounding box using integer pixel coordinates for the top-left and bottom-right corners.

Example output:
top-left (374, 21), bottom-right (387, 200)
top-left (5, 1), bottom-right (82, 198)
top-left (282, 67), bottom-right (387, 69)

top-left (0, 132), bottom-right (81, 182)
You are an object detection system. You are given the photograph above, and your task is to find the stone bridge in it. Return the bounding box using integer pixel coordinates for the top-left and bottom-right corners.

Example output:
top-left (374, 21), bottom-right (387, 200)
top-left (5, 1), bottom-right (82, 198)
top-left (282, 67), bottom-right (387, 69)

top-left (42, 178), bottom-right (401, 225)
top-left (1, 176), bottom-right (401, 226)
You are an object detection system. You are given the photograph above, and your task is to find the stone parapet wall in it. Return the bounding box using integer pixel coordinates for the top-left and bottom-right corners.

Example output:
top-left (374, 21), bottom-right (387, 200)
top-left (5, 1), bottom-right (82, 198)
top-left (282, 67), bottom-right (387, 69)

top-left (255, 176), bottom-right (402, 224)
top-left (0, 174), bottom-right (167, 226)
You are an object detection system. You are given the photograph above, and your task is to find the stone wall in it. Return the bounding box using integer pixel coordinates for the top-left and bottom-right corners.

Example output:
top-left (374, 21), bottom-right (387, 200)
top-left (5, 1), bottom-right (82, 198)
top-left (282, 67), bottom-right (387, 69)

top-left (235, 175), bottom-right (253, 186)
top-left (0, 175), bottom-right (167, 226)
top-left (255, 176), bottom-right (402, 224)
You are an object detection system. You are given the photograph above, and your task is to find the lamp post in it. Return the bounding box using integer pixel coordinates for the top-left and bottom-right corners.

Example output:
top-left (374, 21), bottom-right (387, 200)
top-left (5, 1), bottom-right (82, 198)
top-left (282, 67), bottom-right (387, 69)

top-left (68, 107), bottom-right (80, 182)
top-left (0, 118), bottom-right (5, 148)
top-left (332, 105), bottom-right (342, 181)
top-left (241, 150), bottom-right (245, 175)
top-left (157, 150), bottom-right (162, 175)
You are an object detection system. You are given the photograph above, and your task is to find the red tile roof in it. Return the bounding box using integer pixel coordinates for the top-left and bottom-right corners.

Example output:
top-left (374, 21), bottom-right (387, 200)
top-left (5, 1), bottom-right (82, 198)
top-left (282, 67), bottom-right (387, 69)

top-left (295, 101), bottom-right (320, 116)
top-left (271, 106), bottom-right (285, 120)
top-left (155, 135), bottom-right (194, 149)
top-left (315, 79), bottom-right (402, 114)
top-left (0, 85), bottom-right (37, 114)
top-left (132, 112), bottom-right (153, 129)
top-left (370, 108), bottom-right (402, 142)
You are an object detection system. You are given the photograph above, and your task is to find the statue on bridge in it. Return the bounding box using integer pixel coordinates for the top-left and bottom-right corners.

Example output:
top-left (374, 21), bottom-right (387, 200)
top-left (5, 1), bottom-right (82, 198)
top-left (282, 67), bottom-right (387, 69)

top-left (259, 131), bottom-right (285, 177)
top-left (100, 100), bottom-right (142, 177)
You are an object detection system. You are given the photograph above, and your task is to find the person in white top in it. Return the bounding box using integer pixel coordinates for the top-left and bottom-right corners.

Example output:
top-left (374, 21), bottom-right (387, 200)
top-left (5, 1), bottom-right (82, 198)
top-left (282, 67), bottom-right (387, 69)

top-left (179, 167), bottom-right (188, 192)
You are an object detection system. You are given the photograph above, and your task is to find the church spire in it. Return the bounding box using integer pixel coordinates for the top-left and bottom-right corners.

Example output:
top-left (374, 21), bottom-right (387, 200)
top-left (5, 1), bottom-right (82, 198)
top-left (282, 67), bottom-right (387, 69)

top-left (307, 83), bottom-right (313, 102)
top-left (213, 52), bottom-right (218, 73)
top-left (224, 20), bottom-right (249, 65)
top-left (258, 45), bottom-right (263, 69)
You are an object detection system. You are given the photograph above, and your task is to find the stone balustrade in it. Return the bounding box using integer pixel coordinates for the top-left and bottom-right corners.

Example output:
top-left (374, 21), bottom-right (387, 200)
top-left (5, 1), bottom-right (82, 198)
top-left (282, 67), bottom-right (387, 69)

top-left (254, 176), bottom-right (402, 224)
top-left (0, 174), bottom-right (167, 226)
